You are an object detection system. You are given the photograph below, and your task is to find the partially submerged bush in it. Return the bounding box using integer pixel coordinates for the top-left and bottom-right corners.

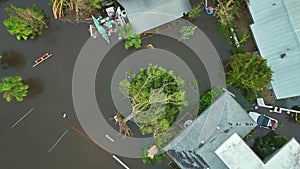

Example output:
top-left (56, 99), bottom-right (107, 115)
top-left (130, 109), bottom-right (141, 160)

top-left (117, 23), bottom-right (141, 49)
top-left (290, 106), bottom-right (300, 125)
top-left (179, 26), bottom-right (197, 41)
top-left (3, 4), bottom-right (48, 40)
top-left (188, 3), bottom-right (202, 20)
top-left (141, 144), bottom-right (165, 164)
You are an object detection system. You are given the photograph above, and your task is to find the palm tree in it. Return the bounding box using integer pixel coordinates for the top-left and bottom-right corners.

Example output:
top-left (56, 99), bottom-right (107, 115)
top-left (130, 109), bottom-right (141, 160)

top-left (0, 76), bottom-right (29, 102)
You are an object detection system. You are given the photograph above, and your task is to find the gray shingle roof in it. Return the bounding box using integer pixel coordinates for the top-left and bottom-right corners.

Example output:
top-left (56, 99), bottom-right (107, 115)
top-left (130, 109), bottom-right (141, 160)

top-left (248, 0), bottom-right (300, 99)
top-left (117, 0), bottom-right (191, 33)
top-left (164, 93), bottom-right (257, 169)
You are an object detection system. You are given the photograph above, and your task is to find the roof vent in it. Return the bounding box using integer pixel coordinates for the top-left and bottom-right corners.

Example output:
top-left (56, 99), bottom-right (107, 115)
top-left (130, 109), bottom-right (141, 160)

top-left (176, 113), bottom-right (195, 129)
top-left (183, 120), bottom-right (193, 128)
top-left (280, 53), bottom-right (287, 59)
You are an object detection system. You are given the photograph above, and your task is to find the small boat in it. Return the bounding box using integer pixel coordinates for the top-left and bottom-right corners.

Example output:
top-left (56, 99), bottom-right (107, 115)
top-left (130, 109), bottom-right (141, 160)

top-left (32, 52), bottom-right (53, 67)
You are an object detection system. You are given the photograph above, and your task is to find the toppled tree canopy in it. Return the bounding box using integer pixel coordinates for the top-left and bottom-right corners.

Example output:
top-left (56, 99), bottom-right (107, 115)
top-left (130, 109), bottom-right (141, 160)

top-left (118, 64), bottom-right (187, 136)
top-left (50, 0), bottom-right (105, 20)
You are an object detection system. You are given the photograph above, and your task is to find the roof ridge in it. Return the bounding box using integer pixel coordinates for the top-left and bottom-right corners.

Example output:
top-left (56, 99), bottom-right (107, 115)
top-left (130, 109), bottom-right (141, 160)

top-left (281, 0), bottom-right (300, 49)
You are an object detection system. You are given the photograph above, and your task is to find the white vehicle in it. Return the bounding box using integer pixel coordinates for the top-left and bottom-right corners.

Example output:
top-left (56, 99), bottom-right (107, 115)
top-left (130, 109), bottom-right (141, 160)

top-left (249, 112), bottom-right (278, 130)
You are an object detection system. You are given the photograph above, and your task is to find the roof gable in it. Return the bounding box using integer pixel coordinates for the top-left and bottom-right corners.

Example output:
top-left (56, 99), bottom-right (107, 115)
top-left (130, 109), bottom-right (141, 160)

top-left (164, 93), bottom-right (257, 169)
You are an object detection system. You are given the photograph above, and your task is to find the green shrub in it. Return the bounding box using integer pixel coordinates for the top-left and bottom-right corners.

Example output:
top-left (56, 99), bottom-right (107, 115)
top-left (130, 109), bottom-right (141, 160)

top-left (117, 23), bottom-right (141, 49)
top-left (179, 26), bottom-right (197, 41)
top-left (3, 4), bottom-right (48, 40)
top-left (290, 106), bottom-right (300, 125)
top-left (199, 86), bottom-right (224, 113)
top-left (141, 144), bottom-right (165, 164)
top-left (90, 0), bottom-right (103, 9)
top-left (231, 46), bottom-right (245, 55)
top-left (244, 89), bottom-right (262, 102)
top-left (226, 53), bottom-right (272, 101)
top-left (217, 21), bottom-right (233, 40)
top-left (253, 133), bottom-right (287, 160)
top-left (0, 76), bottom-right (29, 102)
top-left (278, 123), bottom-right (284, 130)
top-left (238, 32), bottom-right (251, 44)
top-left (124, 34), bottom-right (141, 49)
top-left (244, 129), bottom-right (256, 139)
top-left (188, 4), bottom-right (202, 20)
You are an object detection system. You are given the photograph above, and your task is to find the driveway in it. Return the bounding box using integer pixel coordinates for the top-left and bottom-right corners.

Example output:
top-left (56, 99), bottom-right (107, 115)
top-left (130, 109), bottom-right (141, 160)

top-left (245, 106), bottom-right (300, 147)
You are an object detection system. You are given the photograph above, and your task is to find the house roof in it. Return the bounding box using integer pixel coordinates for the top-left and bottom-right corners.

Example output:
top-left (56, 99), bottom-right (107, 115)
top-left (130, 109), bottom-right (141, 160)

top-left (248, 0), bottom-right (300, 99)
top-left (215, 133), bottom-right (265, 169)
top-left (117, 0), bottom-right (191, 33)
top-left (265, 137), bottom-right (300, 169)
top-left (215, 133), bottom-right (300, 169)
top-left (164, 93), bottom-right (257, 169)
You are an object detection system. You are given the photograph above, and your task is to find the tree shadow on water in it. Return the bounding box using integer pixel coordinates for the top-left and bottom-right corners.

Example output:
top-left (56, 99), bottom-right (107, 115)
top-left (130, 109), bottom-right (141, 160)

top-left (1, 50), bottom-right (26, 70)
top-left (24, 77), bottom-right (44, 98)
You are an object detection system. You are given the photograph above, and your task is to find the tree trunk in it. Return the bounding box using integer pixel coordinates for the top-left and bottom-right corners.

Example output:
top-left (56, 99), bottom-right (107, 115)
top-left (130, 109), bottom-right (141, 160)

top-left (52, 0), bottom-right (58, 19)
top-left (123, 111), bottom-right (138, 123)
top-left (58, 0), bottom-right (64, 18)
top-left (69, 0), bottom-right (74, 10)
top-left (75, 2), bottom-right (79, 20)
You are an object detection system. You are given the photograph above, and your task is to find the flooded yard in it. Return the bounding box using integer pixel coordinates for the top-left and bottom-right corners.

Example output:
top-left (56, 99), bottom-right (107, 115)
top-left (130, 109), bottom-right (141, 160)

top-left (0, 0), bottom-right (232, 169)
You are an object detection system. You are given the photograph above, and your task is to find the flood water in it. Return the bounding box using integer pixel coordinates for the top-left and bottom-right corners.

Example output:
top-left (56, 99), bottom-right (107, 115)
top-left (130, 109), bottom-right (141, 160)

top-left (0, 0), bottom-right (232, 169)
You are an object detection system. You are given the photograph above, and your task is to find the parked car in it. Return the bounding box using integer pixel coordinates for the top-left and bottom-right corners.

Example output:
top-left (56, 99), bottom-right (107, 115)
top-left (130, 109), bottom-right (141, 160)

top-left (249, 112), bottom-right (278, 130)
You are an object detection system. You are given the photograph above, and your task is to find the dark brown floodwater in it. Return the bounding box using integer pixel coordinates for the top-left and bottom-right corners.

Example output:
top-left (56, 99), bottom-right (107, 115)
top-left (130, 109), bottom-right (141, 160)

top-left (0, 0), bottom-right (171, 168)
top-left (0, 0), bottom-right (231, 169)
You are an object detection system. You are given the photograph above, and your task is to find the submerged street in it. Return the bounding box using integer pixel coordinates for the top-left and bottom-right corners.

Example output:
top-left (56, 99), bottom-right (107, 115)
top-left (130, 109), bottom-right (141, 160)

top-left (0, 0), bottom-right (232, 169)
